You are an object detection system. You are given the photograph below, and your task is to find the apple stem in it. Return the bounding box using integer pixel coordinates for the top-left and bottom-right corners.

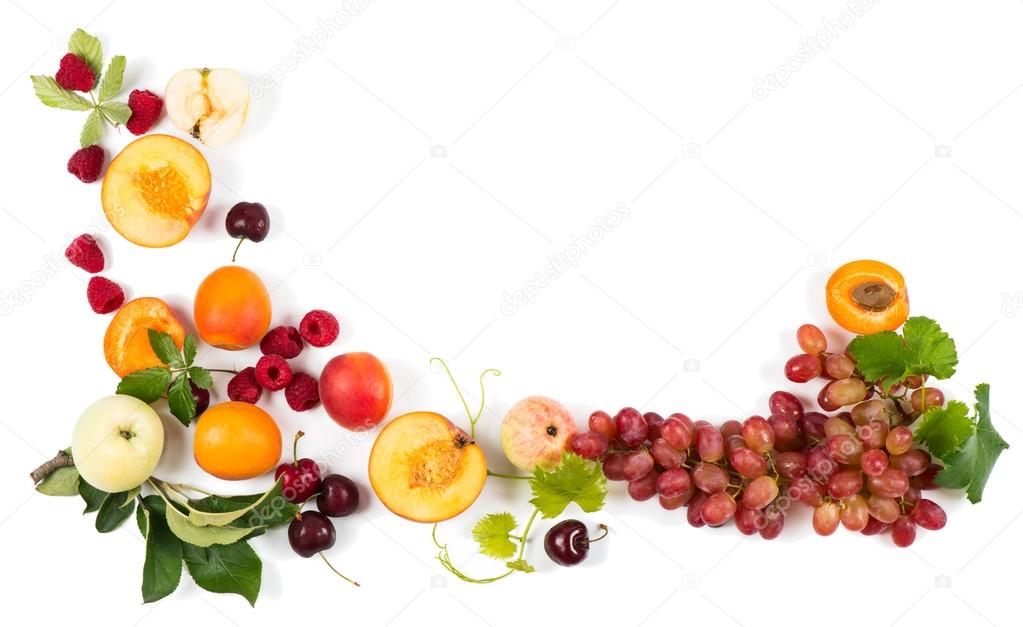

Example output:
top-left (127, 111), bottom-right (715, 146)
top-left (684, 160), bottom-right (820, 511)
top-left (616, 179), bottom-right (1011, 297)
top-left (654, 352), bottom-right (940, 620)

top-left (590, 523), bottom-right (610, 543)
top-left (231, 237), bottom-right (246, 263)
top-left (292, 431), bottom-right (305, 466)
top-left (29, 450), bottom-right (74, 484)
top-left (319, 552), bottom-right (360, 587)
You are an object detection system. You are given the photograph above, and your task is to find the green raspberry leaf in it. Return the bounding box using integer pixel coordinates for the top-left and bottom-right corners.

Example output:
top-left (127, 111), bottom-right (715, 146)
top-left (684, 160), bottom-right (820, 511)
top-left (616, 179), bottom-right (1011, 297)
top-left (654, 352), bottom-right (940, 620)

top-left (97, 55), bottom-right (125, 102)
top-left (902, 316), bottom-right (958, 379)
top-left (68, 28), bottom-right (103, 78)
top-left (30, 75), bottom-right (93, 111)
top-left (80, 108), bottom-right (103, 147)
top-left (148, 329), bottom-right (184, 368)
top-left (935, 384), bottom-right (1008, 503)
top-left (529, 452), bottom-right (607, 519)
top-left (188, 366), bottom-right (213, 390)
top-left (168, 374), bottom-right (197, 427)
top-left (100, 101), bottom-right (131, 125)
top-left (182, 334), bottom-right (197, 367)
top-left (914, 400), bottom-right (976, 459)
top-left (471, 512), bottom-right (518, 559)
top-left (117, 367), bottom-right (172, 403)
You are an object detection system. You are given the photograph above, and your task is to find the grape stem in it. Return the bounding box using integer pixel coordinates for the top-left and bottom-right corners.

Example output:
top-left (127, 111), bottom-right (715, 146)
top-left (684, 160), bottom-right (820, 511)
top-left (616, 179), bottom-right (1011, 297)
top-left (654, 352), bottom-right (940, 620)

top-left (487, 470), bottom-right (530, 480)
top-left (433, 508), bottom-right (540, 584)
top-left (430, 357), bottom-right (501, 439)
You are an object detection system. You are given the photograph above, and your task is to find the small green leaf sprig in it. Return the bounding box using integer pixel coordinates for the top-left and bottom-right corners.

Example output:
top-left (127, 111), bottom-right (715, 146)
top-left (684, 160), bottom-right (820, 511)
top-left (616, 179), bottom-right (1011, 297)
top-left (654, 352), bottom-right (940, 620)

top-left (30, 28), bottom-right (132, 147)
top-left (116, 329), bottom-right (236, 426)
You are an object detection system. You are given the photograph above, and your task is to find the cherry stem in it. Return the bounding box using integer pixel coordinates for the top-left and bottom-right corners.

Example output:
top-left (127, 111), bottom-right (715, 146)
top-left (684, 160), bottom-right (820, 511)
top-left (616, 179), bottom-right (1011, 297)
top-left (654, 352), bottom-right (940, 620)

top-left (319, 552), bottom-right (360, 587)
top-left (231, 237), bottom-right (245, 263)
top-left (292, 431), bottom-right (305, 466)
top-left (590, 523), bottom-right (610, 543)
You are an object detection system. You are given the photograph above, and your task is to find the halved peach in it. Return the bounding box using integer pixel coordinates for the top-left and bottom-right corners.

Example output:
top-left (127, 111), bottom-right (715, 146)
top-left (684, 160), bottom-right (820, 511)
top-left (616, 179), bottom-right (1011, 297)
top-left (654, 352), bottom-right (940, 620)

top-left (104, 297), bottom-right (185, 377)
top-left (368, 412), bottom-right (487, 523)
top-left (101, 134), bottom-right (211, 248)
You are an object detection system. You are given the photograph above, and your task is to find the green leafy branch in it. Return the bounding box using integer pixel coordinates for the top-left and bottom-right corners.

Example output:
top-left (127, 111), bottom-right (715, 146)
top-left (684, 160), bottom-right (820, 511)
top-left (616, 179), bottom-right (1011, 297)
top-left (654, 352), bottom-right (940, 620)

top-left (116, 329), bottom-right (236, 427)
top-left (30, 28), bottom-right (131, 147)
top-left (31, 451), bottom-right (297, 605)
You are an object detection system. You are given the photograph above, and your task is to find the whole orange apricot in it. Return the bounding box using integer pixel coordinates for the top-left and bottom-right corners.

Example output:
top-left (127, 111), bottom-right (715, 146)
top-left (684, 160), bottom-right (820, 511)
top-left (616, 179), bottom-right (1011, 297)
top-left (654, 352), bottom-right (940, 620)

top-left (104, 297), bottom-right (186, 377)
top-left (194, 401), bottom-right (282, 480)
top-left (194, 266), bottom-right (272, 350)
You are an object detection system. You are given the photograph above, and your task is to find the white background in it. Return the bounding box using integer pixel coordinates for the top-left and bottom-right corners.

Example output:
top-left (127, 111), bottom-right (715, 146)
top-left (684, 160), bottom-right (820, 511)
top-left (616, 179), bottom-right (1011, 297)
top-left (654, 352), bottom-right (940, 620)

top-left (1, 1), bottom-right (1020, 625)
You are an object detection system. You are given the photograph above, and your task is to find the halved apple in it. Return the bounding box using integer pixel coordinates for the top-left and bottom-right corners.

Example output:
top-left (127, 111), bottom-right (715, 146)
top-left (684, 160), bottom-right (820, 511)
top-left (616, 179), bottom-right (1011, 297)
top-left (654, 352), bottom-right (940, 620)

top-left (369, 412), bottom-right (487, 523)
top-left (101, 134), bottom-right (211, 248)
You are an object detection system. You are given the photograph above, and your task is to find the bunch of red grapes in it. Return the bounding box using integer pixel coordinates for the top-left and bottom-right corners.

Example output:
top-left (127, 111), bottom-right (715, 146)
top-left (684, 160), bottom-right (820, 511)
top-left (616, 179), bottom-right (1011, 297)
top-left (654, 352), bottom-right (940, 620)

top-left (569, 324), bottom-right (947, 547)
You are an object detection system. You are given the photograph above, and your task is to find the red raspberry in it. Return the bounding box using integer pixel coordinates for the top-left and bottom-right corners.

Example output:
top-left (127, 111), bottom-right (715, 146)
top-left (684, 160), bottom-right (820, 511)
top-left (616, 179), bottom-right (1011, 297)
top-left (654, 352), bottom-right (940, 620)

top-left (285, 372), bottom-right (320, 412)
top-left (227, 367), bottom-right (262, 404)
top-left (67, 145), bottom-right (105, 183)
top-left (65, 234), bottom-right (104, 273)
top-left (299, 310), bottom-right (339, 347)
top-left (86, 276), bottom-right (124, 314)
top-left (254, 354), bottom-right (293, 391)
top-left (126, 89), bottom-right (163, 135)
top-left (55, 53), bottom-right (95, 91)
top-left (260, 325), bottom-right (304, 359)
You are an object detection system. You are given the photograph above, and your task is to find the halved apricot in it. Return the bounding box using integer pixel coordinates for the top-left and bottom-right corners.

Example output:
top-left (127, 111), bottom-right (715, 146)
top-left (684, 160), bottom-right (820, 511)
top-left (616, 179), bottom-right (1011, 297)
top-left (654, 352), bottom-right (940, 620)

top-left (103, 297), bottom-right (186, 376)
top-left (101, 134), bottom-right (211, 248)
top-left (826, 260), bottom-right (909, 334)
top-left (193, 266), bottom-right (272, 350)
top-left (369, 412), bottom-right (487, 523)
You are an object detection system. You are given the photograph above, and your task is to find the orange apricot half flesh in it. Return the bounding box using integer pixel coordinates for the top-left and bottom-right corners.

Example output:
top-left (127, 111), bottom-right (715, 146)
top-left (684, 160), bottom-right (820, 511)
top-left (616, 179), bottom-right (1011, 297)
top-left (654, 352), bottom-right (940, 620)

top-left (103, 297), bottom-right (186, 377)
top-left (826, 260), bottom-right (909, 334)
top-left (369, 412), bottom-right (487, 523)
top-left (101, 134), bottom-right (211, 248)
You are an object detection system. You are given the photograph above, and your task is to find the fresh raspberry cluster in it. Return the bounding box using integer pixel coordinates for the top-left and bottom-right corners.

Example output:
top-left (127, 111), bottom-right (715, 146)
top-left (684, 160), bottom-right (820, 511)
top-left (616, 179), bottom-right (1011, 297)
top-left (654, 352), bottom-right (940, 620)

top-left (65, 234), bottom-right (126, 314)
top-left (228, 310), bottom-right (340, 411)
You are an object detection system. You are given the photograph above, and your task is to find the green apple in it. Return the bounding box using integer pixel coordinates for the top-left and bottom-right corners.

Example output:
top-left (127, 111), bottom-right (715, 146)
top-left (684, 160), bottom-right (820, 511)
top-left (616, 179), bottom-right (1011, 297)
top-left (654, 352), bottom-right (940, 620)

top-left (71, 395), bottom-right (165, 492)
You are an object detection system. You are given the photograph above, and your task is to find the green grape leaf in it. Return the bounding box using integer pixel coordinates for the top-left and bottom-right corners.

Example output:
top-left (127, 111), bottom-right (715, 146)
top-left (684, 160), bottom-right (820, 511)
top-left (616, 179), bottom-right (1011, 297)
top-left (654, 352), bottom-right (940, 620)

top-left (471, 512), bottom-right (518, 559)
top-left (529, 452), bottom-right (607, 519)
top-left (935, 384), bottom-right (1008, 503)
top-left (505, 559), bottom-right (535, 573)
top-left (914, 401), bottom-right (976, 459)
